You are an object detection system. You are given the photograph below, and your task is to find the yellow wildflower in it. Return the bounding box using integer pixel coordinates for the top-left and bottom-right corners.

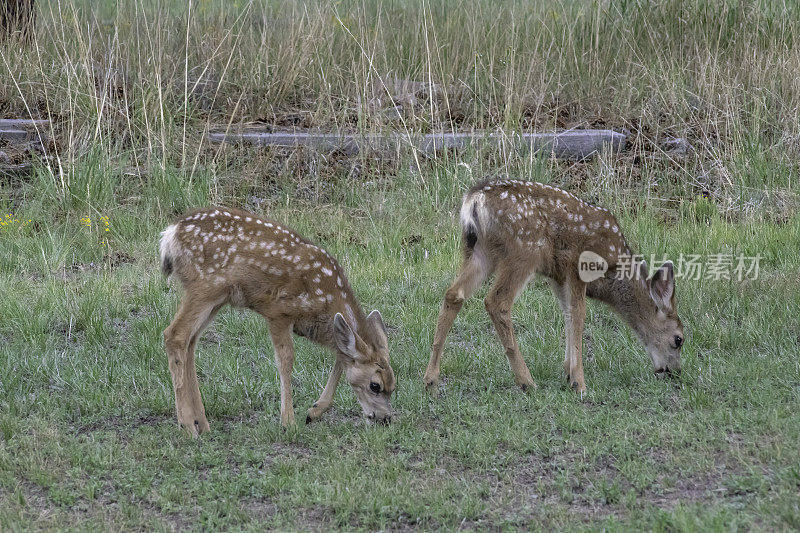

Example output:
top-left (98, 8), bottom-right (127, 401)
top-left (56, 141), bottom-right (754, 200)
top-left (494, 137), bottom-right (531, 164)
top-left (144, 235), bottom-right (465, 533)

top-left (0, 214), bottom-right (30, 229)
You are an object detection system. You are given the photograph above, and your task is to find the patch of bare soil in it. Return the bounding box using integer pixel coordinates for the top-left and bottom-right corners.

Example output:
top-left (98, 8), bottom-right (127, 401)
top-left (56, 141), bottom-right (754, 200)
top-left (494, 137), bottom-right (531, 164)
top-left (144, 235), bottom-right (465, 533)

top-left (138, 503), bottom-right (195, 532)
top-left (263, 442), bottom-right (314, 465)
top-left (51, 319), bottom-right (85, 346)
top-left (239, 498), bottom-right (279, 522)
top-left (292, 506), bottom-right (336, 531)
top-left (4, 480), bottom-right (54, 520)
top-left (502, 446), bottom-right (769, 526)
top-left (208, 143), bottom-right (402, 211)
top-left (103, 251), bottom-right (135, 269)
top-left (49, 252), bottom-right (136, 282)
top-left (3, 479), bottom-right (150, 529)
top-left (646, 469), bottom-right (725, 509)
top-left (74, 413), bottom-right (167, 436)
top-left (401, 234), bottom-right (423, 247)
top-left (502, 449), bottom-right (627, 523)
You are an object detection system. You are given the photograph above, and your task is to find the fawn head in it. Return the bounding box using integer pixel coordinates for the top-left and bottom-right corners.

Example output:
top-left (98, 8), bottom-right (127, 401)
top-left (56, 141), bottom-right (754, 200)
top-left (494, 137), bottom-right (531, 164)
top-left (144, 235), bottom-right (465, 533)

top-left (635, 261), bottom-right (684, 375)
top-left (333, 310), bottom-right (395, 423)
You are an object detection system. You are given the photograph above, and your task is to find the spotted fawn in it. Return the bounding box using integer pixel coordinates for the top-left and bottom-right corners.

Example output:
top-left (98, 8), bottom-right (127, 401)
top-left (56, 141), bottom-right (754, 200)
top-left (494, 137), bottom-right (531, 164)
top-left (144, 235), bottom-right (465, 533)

top-left (160, 207), bottom-right (396, 434)
top-left (423, 179), bottom-right (684, 395)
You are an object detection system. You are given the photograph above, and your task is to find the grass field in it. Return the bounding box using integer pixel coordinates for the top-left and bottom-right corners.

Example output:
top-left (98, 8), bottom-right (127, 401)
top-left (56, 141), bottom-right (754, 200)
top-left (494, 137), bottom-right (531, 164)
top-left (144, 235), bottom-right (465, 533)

top-left (2, 0), bottom-right (800, 531)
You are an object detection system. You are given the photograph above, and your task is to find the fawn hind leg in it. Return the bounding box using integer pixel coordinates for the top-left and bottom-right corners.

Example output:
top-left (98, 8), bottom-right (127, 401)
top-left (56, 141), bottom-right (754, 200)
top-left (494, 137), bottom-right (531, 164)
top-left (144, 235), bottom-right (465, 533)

top-left (164, 292), bottom-right (225, 436)
top-left (423, 246), bottom-right (492, 390)
top-left (181, 302), bottom-right (225, 434)
top-left (484, 261), bottom-right (537, 391)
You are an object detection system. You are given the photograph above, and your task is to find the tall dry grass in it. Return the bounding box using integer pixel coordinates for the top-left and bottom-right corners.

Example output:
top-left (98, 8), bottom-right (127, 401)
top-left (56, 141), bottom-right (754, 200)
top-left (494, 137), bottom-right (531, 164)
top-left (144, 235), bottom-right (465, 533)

top-left (1, 0), bottom-right (799, 214)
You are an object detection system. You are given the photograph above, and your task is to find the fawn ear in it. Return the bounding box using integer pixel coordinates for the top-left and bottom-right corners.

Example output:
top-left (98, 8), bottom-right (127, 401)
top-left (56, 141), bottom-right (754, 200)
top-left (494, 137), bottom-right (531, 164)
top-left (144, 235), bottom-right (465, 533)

top-left (637, 260), bottom-right (649, 281)
top-left (649, 261), bottom-right (675, 310)
top-left (333, 313), bottom-right (360, 360)
top-left (366, 310), bottom-right (388, 350)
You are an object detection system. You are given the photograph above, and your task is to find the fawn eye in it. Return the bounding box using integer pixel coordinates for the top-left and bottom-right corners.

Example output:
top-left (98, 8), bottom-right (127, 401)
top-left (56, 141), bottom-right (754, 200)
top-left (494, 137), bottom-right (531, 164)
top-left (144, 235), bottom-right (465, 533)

top-left (369, 382), bottom-right (381, 394)
top-left (673, 335), bottom-right (683, 348)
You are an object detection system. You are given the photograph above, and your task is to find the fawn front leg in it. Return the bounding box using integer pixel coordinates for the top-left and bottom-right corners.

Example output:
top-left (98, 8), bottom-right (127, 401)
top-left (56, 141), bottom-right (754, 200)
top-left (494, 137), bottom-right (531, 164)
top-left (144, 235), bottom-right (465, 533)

top-left (563, 279), bottom-right (587, 394)
top-left (268, 318), bottom-right (297, 428)
top-left (306, 359), bottom-right (343, 423)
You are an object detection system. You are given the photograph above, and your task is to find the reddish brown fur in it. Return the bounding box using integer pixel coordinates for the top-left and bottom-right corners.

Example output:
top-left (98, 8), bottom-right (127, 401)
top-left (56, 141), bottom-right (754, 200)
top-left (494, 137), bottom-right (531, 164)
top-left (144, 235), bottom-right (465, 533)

top-left (424, 179), bottom-right (684, 395)
top-left (160, 207), bottom-right (395, 434)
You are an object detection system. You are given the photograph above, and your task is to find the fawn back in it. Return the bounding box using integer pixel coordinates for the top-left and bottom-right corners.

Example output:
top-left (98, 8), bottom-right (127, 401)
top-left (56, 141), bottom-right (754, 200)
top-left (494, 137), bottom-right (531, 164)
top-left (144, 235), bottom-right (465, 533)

top-left (459, 179), bottom-right (631, 284)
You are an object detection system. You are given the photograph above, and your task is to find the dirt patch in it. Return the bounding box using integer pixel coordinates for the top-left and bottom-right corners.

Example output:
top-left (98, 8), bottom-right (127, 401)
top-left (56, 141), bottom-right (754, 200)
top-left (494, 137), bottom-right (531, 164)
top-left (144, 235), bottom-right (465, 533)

top-left (646, 468), bottom-right (726, 509)
top-left (498, 446), bottom-right (772, 525)
top-left (268, 442), bottom-right (314, 461)
top-left (239, 498), bottom-right (279, 522)
top-left (293, 506), bottom-right (336, 531)
top-left (74, 413), bottom-right (167, 436)
top-left (137, 502), bottom-right (195, 532)
top-left (51, 319), bottom-right (85, 346)
top-left (6, 479), bottom-right (54, 519)
top-left (45, 251), bottom-right (137, 282)
top-left (401, 234), bottom-right (423, 247)
top-left (209, 143), bottom-right (402, 209)
top-left (103, 251), bottom-right (135, 270)
top-left (66, 261), bottom-right (101, 275)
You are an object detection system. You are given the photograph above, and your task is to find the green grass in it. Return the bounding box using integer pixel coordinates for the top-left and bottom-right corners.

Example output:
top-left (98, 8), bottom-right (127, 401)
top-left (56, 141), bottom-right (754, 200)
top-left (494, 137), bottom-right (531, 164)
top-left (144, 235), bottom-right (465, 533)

top-left (2, 0), bottom-right (800, 529)
top-left (1, 158), bottom-right (799, 530)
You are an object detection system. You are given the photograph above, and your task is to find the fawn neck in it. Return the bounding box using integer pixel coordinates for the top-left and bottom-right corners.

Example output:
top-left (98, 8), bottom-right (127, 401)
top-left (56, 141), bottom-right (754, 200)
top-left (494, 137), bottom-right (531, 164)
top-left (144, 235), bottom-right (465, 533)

top-left (586, 272), bottom-right (652, 339)
top-left (293, 294), bottom-right (367, 348)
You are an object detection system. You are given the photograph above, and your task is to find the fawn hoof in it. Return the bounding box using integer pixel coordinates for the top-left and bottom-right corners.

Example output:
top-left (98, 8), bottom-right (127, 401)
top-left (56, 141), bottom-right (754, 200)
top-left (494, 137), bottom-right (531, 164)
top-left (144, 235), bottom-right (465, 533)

top-left (179, 416), bottom-right (209, 437)
top-left (306, 403), bottom-right (330, 423)
top-left (423, 374), bottom-right (440, 393)
top-left (570, 380), bottom-right (587, 396)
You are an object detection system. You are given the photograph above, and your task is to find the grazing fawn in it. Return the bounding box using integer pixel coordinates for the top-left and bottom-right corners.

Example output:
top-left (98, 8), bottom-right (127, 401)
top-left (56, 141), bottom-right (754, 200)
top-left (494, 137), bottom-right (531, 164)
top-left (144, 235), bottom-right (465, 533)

top-left (423, 179), bottom-right (684, 394)
top-left (160, 207), bottom-right (395, 435)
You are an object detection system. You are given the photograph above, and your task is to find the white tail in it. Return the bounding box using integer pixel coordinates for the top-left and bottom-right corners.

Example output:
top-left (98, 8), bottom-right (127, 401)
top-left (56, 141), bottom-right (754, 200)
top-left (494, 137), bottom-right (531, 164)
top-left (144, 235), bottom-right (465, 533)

top-left (424, 179), bottom-right (684, 395)
top-left (161, 207), bottom-right (395, 435)
top-left (159, 224), bottom-right (180, 276)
